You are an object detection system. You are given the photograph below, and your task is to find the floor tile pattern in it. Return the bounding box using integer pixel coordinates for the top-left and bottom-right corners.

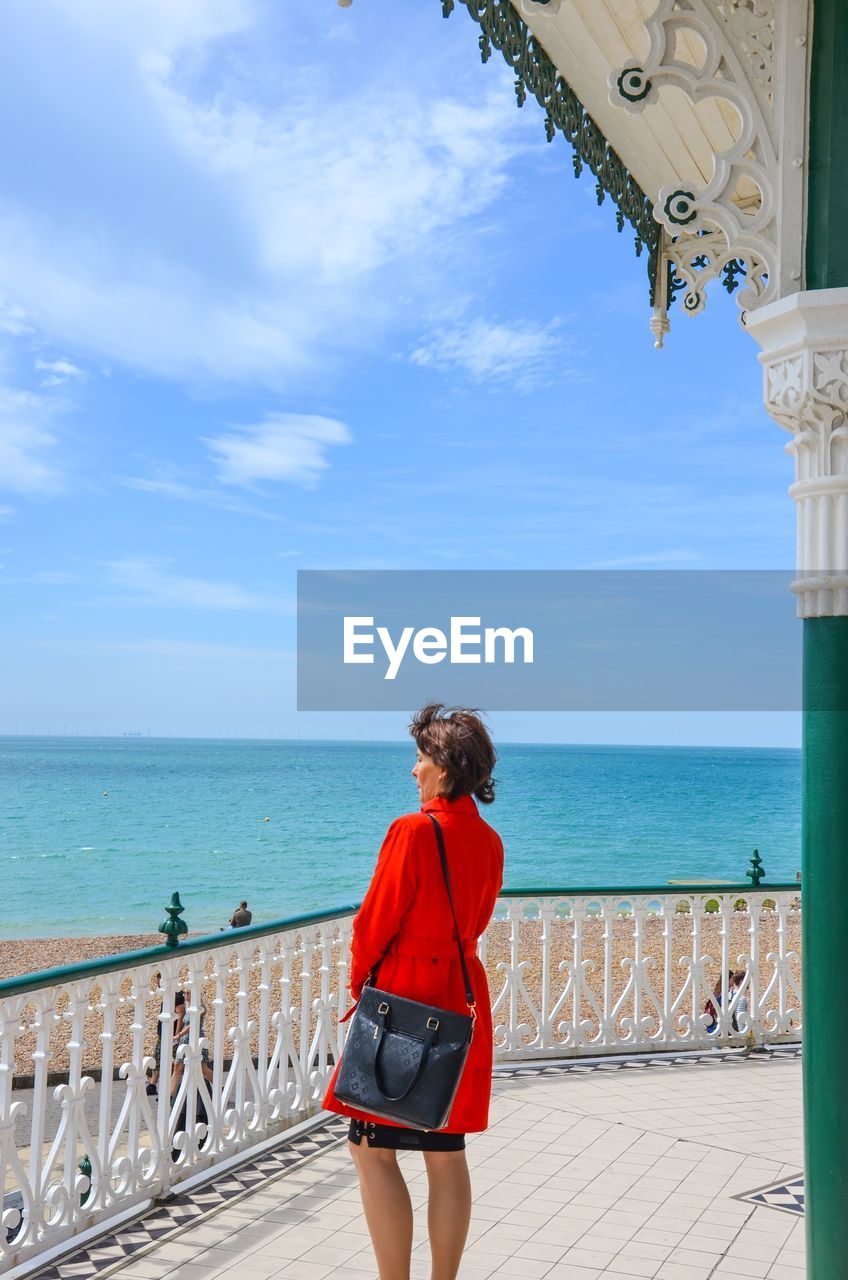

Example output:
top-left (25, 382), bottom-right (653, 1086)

top-left (739, 1176), bottom-right (805, 1217)
top-left (30, 1119), bottom-right (349, 1280)
top-left (28, 1045), bottom-right (806, 1280)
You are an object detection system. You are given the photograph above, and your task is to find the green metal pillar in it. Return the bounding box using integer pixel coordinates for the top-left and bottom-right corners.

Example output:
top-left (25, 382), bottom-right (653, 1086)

top-left (802, 621), bottom-right (848, 1277)
top-left (804, 6), bottom-right (848, 1275)
top-left (806, 0), bottom-right (848, 292)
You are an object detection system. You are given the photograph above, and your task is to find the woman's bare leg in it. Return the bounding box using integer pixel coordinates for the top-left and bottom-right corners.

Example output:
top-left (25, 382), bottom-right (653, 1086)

top-left (169, 1060), bottom-right (183, 1100)
top-left (349, 1141), bottom-right (414, 1280)
top-left (422, 1149), bottom-right (472, 1280)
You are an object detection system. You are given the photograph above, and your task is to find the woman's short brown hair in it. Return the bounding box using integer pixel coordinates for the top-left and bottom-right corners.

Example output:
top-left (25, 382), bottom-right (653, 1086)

top-left (409, 703), bottom-right (496, 804)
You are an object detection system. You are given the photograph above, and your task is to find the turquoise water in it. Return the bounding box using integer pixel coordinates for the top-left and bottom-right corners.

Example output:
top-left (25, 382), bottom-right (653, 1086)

top-left (0, 738), bottom-right (801, 939)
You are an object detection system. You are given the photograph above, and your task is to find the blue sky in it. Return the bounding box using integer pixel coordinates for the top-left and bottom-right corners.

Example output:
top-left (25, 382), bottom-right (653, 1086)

top-left (0, 0), bottom-right (800, 745)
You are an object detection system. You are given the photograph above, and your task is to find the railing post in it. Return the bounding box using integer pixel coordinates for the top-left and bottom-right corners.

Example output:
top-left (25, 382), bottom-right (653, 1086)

top-left (538, 900), bottom-right (554, 1052)
top-left (0, 1003), bottom-right (24, 1257)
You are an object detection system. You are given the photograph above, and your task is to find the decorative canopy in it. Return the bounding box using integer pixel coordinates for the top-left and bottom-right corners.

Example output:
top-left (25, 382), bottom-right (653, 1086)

top-left (443, 0), bottom-right (810, 345)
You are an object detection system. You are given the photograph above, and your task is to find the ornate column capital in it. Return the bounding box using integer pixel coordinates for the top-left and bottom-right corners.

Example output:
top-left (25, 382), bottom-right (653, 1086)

top-left (748, 288), bottom-right (848, 617)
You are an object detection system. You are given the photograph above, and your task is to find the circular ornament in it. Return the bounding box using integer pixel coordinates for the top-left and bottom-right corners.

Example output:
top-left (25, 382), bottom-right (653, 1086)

top-left (617, 67), bottom-right (652, 102)
top-left (663, 189), bottom-right (698, 226)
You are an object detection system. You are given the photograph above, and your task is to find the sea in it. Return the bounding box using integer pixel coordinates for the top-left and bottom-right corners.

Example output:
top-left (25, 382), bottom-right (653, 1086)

top-left (0, 738), bottom-right (802, 940)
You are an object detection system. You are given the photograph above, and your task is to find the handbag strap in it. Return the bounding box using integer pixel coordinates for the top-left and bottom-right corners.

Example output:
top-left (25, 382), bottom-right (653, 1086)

top-left (361, 813), bottom-right (478, 1019)
top-left (425, 812), bottom-right (476, 1015)
top-left (372, 1008), bottom-right (440, 1100)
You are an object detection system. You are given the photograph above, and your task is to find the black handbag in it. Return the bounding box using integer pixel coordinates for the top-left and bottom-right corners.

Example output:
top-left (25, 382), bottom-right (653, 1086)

top-left (334, 812), bottom-right (477, 1130)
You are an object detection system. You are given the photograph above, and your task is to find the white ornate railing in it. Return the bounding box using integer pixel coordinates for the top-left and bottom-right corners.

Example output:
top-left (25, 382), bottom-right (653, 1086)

top-left (484, 886), bottom-right (802, 1059)
top-left (0, 884), bottom-right (801, 1277)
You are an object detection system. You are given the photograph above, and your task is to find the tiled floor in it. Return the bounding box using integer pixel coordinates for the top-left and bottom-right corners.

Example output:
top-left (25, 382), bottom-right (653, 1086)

top-left (109, 1050), bottom-right (806, 1279)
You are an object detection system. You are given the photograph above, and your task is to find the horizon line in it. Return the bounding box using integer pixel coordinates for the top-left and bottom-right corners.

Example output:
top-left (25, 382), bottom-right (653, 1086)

top-left (0, 733), bottom-right (802, 751)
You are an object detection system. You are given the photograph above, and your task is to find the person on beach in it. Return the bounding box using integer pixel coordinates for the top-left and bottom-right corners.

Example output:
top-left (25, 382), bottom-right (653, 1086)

top-left (323, 704), bottom-right (503, 1280)
top-left (230, 900), bottom-right (252, 928)
top-left (147, 980), bottom-right (185, 1097)
top-left (731, 969), bottom-right (749, 1029)
top-left (170, 998), bottom-right (213, 1102)
top-left (169, 996), bottom-right (214, 1160)
top-left (705, 970), bottom-right (734, 1033)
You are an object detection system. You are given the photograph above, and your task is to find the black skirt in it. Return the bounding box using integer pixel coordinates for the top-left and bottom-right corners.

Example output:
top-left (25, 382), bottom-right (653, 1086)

top-left (348, 1119), bottom-right (465, 1151)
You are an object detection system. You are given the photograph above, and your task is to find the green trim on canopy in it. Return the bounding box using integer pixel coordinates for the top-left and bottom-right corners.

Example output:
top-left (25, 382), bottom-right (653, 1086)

top-left (806, 0), bottom-right (848, 288)
top-left (442, 0), bottom-right (660, 302)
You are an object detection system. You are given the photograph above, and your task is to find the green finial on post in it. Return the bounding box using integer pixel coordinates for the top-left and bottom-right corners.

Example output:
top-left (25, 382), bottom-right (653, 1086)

top-left (158, 892), bottom-right (188, 948)
top-left (747, 849), bottom-right (765, 888)
top-left (78, 1153), bottom-right (91, 1206)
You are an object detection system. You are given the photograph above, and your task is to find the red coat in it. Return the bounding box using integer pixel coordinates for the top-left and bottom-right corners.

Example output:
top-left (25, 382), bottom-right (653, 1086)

top-left (323, 794), bottom-right (503, 1133)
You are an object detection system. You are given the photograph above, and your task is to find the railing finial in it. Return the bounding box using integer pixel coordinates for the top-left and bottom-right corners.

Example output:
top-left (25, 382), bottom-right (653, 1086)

top-left (78, 1153), bottom-right (91, 1206)
top-left (158, 892), bottom-right (188, 948)
top-left (747, 848), bottom-right (765, 888)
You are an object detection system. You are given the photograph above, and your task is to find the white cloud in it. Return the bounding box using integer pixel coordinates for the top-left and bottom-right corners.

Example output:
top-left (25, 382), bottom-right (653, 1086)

top-left (180, 93), bottom-right (519, 287)
top-left (0, 7), bottom-right (531, 388)
top-left (45, 0), bottom-right (251, 60)
top-left (203, 412), bottom-right (351, 487)
top-left (105, 555), bottom-right (289, 612)
top-left (85, 638), bottom-right (292, 661)
top-left (586, 549), bottom-right (703, 568)
top-left (35, 358), bottom-right (87, 387)
top-left (34, 569), bottom-right (82, 584)
top-left (410, 317), bottom-right (578, 392)
top-left (0, 505), bottom-right (13, 520)
top-left (122, 473), bottom-right (287, 521)
top-left (0, 388), bottom-right (62, 493)
top-left (0, 296), bottom-right (33, 337)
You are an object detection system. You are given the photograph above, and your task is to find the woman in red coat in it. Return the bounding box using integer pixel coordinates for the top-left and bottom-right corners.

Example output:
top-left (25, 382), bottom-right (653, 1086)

top-left (323, 703), bottom-right (503, 1280)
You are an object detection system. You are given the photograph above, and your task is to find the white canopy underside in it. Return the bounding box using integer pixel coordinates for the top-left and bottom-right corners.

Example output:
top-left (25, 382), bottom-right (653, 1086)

top-left (523, 0), bottom-right (757, 207)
